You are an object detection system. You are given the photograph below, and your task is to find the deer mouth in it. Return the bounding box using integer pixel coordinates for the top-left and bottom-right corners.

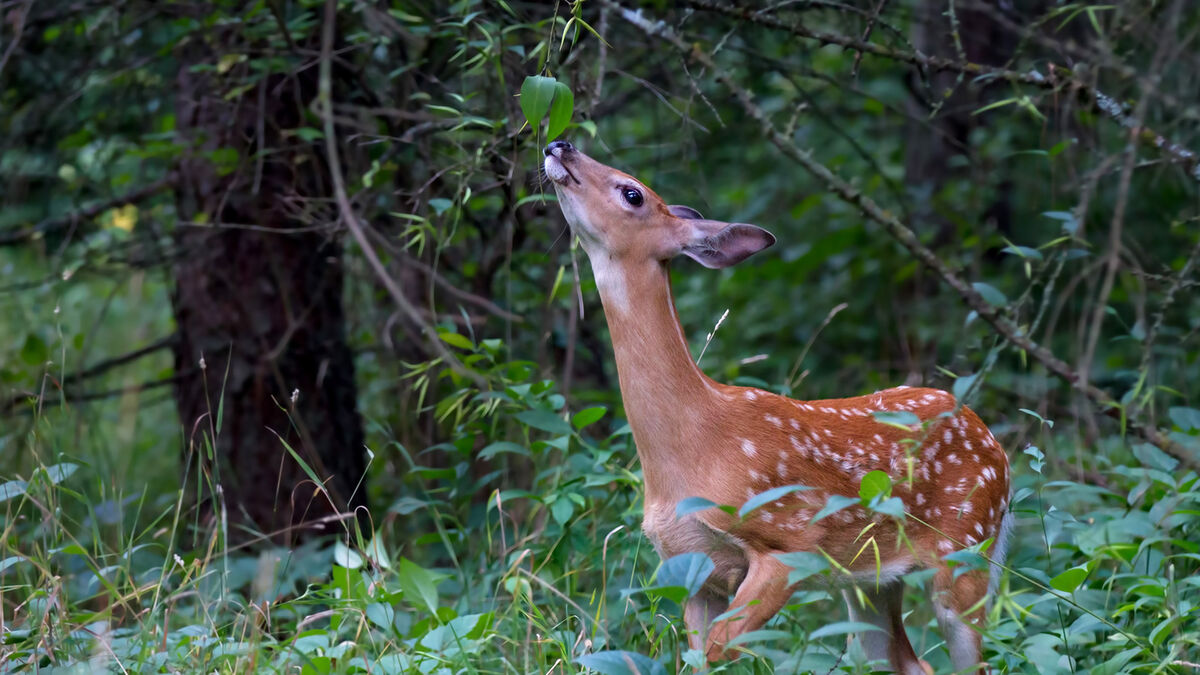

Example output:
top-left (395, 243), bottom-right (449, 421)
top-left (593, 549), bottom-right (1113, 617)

top-left (543, 154), bottom-right (581, 186)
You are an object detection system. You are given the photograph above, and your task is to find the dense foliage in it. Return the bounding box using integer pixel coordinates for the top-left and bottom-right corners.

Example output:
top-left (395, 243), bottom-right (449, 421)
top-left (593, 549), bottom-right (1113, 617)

top-left (2, 0), bottom-right (1199, 673)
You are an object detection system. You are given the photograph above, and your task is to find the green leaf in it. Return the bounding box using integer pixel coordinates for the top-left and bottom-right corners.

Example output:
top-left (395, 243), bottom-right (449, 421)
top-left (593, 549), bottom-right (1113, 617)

top-left (0, 481), bottom-right (27, 504)
top-left (20, 334), bottom-right (48, 366)
top-left (726, 628), bottom-right (793, 647)
top-left (871, 410), bottom-right (920, 428)
top-left (1169, 406), bottom-right (1200, 432)
top-left (515, 409), bottom-right (572, 436)
top-left (397, 557), bottom-right (443, 615)
top-left (519, 75), bottom-right (557, 130)
top-left (478, 441), bottom-right (529, 461)
top-left (365, 602), bottom-right (396, 632)
top-left (858, 470), bottom-right (891, 501)
top-left (675, 496), bottom-right (719, 518)
top-left (739, 484), bottom-right (813, 517)
top-left (655, 552), bottom-right (714, 598)
top-left (1049, 565), bottom-right (1089, 592)
top-left (971, 282), bottom-right (1007, 307)
top-left (439, 332), bottom-right (474, 350)
top-left (577, 650), bottom-right (666, 675)
top-left (1131, 443), bottom-right (1178, 472)
top-left (43, 463), bottom-right (79, 485)
top-left (428, 198), bottom-right (453, 215)
top-left (870, 496), bottom-right (906, 518)
top-left (774, 551), bottom-right (830, 584)
top-left (811, 495), bottom-right (858, 524)
top-left (572, 406), bottom-right (606, 430)
top-left (953, 373), bottom-right (979, 402)
top-left (1018, 408), bottom-right (1054, 428)
top-left (333, 541), bottom-right (363, 569)
top-left (809, 621), bottom-right (886, 640)
top-left (549, 496), bottom-right (574, 525)
top-left (547, 81), bottom-right (574, 141)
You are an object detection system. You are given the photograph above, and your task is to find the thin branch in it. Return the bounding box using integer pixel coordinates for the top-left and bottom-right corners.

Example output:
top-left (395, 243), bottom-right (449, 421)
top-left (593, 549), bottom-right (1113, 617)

top-left (606, 0), bottom-right (1198, 470)
top-left (0, 176), bottom-right (175, 246)
top-left (317, 0), bottom-right (487, 389)
top-left (683, 0), bottom-right (1200, 183)
top-left (62, 335), bottom-right (177, 385)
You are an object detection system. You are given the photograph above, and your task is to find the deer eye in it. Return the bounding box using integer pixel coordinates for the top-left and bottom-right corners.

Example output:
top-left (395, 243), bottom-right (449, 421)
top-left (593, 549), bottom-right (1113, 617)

top-left (622, 187), bottom-right (644, 207)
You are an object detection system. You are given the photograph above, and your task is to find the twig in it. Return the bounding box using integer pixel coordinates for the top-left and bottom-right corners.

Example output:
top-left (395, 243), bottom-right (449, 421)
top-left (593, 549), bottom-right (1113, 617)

top-left (605, 0), bottom-right (1198, 470)
top-left (62, 335), bottom-right (177, 384)
top-left (0, 176), bottom-right (175, 246)
top-left (683, 0), bottom-right (1200, 182)
top-left (317, 0), bottom-right (486, 389)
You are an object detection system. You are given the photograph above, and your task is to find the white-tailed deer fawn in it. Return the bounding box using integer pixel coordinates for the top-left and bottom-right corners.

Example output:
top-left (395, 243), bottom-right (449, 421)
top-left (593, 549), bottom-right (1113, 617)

top-left (543, 140), bottom-right (1012, 673)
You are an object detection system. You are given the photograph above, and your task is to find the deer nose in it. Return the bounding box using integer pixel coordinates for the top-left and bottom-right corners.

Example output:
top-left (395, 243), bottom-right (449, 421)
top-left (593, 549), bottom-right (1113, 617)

top-left (544, 140), bottom-right (574, 156)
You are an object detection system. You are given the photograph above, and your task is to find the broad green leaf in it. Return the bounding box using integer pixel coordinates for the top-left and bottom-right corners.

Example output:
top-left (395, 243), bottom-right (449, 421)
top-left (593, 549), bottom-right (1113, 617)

top-left (0, 480), bottom-right (28, 504)
top-left (577, 650), bottom-right (666, 675)
top-left (655, 552), bottom-right (714, 598)
top-left (547, 81), bottom-right (574, 140)
top-left (515, 409), bottom-right (572, 436)
top-left (572, 406), bottom-right (606, 430)
top-left (726, 628), bottom-right (793, 647)
top-left (811, 495), bottom-right (858, 524)
top-left (739, 484), bottom-right (813, 517)
top-left (809, 621), bottom-right (886, 640)
top-left (439, 332), bottom-right (474, 350)
top-left (859, 470), bottom-right (891, 501)
top-left (397, 557), bottom-right (443, 615)
top-left (871, 410), bottom-right (920, 428)
top-left (971, 282), bottom-right (1007, 307)
top-left (774, 551), bottom-right (830, 584)
top-left (1169, 406), bottom-right (1200, 432)
top-left (675, 496), bottom-right (718, 518)
top-left (1049, 565), bottom-right (1088, 592)
top-left (334, 541), bottom-right (363, 569)
top-left (953, 373), bottom-right (979, 402)
top-left (478, 441), bottom-right (529, 460)
top-left (20, 334), bottom-right (48, 366)
top-left (519, 75), bottom-right (556, 130)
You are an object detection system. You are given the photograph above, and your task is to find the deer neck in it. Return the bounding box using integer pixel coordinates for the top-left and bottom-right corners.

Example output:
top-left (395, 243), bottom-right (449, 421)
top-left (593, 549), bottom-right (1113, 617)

top-left (589, 254), bottom-right (723, 497)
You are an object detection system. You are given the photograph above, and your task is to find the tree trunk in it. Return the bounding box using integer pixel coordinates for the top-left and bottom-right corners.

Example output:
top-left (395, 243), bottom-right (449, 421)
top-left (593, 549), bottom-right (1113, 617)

top-left (170, 27), bottom-right (365, 545)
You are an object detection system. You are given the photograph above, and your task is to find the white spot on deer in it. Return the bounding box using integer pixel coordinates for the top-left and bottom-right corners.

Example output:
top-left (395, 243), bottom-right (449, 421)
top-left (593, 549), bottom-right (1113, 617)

top-left (960, 502), bottom-right (974, 514)
top-left (934, 461), bottom-right (944, 474)
top-left (824, 429), bottom-right (834, 437)
top-left (923, 443), bottom-right (939, 460)
top-left (872, 433), bottom-right (885, 445)
top-left (777, 461), bottom-right (787, 478)
top-left (963, 440), bottom-right (973, 451)
top-left (915, 493), bottom-right (926, 506)
top-left (789, 419), bottom-right (801, 430)
top-left (939, 540), bottom-right (954, 553)
top-left (948, 453), bottom-right (961, 465)
top-left (745, 390), bottom-right (758, 401)
top-left (762, 511), bottom-right (774, 523)
top-left (943, 429), bottom-right (953, 444)
top-left (965, 535), bottom-right (978, 545)
top-left (749, 469), bottom-right (765, 483)
top-left (741, 439), bottom-right (757, 457)
top-left (765, 414), bottom-right (782, 427)
top-left (869, 452), bottom-right (879, 462)
top-left (976, 476), bottom-right (986, 487)
top-left (974, 522), bottom-right (984, 535)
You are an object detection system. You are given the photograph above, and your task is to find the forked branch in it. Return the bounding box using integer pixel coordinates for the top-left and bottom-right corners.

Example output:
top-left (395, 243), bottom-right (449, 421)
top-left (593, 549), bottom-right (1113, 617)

top-left (604, 0), bottom-right (1198, 470)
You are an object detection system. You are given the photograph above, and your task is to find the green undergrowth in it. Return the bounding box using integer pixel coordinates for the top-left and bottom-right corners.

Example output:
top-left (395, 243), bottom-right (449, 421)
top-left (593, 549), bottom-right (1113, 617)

top-left (3, 348), bottom-right (1200, 675)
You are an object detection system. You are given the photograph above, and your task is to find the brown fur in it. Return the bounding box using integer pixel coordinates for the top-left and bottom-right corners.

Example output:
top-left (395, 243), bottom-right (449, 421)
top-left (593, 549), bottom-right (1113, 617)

top-left (545, 142), bottom-right (1010, 673)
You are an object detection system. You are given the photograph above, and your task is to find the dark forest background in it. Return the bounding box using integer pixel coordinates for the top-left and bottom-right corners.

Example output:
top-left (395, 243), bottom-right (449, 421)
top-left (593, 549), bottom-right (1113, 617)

top-left (1, 0), bottom-right (1199, 672)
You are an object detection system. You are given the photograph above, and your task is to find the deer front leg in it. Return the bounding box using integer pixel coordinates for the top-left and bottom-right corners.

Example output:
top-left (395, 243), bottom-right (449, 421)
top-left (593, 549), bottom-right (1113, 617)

top-left (684, 589), bottom-right (730, 653)
top-left (704, 552), bottom-right (793, 662)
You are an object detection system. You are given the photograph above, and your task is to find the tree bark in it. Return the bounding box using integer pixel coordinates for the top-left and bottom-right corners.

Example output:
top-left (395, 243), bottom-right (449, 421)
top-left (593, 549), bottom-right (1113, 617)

top-left (170, 27), bottom-right (365, 545)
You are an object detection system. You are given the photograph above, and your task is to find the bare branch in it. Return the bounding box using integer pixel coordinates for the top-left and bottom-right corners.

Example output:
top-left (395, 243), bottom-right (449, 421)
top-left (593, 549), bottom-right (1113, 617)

top-left (606, 0), bottom-right (1199, 470)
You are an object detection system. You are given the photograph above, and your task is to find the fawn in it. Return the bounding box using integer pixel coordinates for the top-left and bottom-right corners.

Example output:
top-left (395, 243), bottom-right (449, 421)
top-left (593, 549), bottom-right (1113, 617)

top-left (543, 140), bottom-right (1012, 674)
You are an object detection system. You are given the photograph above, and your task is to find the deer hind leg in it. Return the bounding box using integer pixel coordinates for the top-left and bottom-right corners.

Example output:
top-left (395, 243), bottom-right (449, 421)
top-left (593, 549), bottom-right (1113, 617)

top-left (842, 584), bottom-right (927, 675)
top-left (704, 552), bottom-right (793, 662)
top-left (931, 566), bottom-right (988, 673)
top-left (684, 588), bottom-right (730, 653)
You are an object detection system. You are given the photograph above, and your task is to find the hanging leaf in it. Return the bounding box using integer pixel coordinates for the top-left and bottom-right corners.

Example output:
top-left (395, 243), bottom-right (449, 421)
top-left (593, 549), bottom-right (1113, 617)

top-left (547, 81), bottom-right (574, 140)
top-left (519, 75), bottom-right (556, 130)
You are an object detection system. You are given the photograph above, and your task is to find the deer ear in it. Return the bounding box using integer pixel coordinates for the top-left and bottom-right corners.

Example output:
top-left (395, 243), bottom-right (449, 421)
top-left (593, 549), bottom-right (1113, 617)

top-left (668, 204), bottom-right (705, 220)
top-left (680, 220), bottom-right (776, 269)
